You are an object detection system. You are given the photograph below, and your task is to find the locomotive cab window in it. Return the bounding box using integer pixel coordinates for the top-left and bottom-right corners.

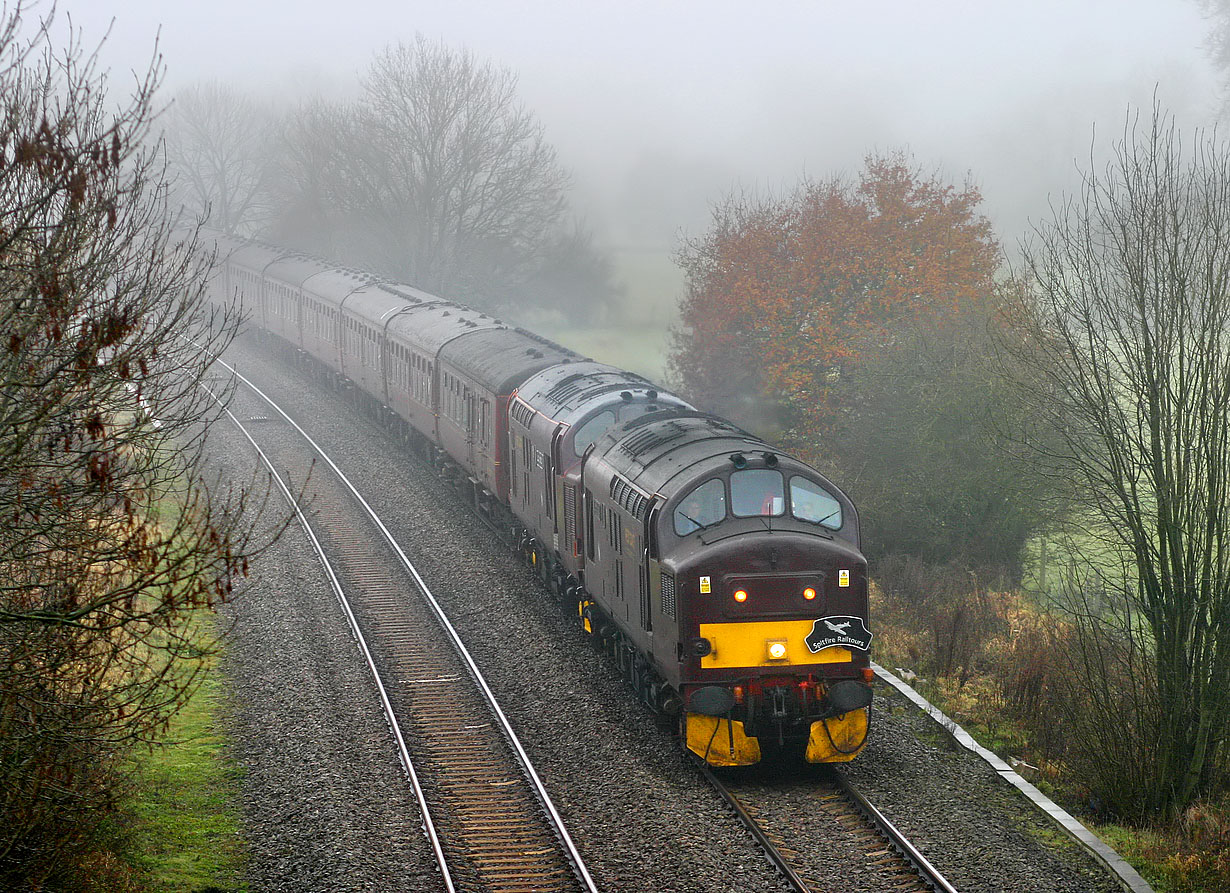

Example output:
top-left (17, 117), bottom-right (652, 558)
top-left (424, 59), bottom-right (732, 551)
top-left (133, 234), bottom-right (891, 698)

top-left (790, 476), bottom-right (842, 529)
top-left (573, 410), bottom-right (615, 456)
top-left (731, 469), bottom-right (785, 517)
top-left (674, 479), bottom-right (726, 536)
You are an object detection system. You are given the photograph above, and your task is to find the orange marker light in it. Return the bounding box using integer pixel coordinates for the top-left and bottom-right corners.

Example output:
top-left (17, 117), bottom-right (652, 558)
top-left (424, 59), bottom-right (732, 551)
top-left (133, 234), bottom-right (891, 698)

top-left (733, 589), bottom-right (748, 603)
top-left (803, 587), bottom-right (817, 600)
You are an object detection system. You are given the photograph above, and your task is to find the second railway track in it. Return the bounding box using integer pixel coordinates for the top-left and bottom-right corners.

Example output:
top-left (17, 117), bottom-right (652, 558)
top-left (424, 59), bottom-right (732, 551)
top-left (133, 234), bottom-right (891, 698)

top-left (215, 362), bottom-right (597, 893)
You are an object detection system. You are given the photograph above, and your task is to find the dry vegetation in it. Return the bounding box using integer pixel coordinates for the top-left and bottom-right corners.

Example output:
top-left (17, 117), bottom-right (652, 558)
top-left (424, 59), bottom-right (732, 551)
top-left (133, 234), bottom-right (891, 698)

top-left (0, 3), bottom-right (279, 886)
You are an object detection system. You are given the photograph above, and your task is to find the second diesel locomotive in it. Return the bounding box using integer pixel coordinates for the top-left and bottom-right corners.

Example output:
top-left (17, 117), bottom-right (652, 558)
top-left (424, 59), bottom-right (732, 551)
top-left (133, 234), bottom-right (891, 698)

top-left (201, 230), bottom-right (873, 766)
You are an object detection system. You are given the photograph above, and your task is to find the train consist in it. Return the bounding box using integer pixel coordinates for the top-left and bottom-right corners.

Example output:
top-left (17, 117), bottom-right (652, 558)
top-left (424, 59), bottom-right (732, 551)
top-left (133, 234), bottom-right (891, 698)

top-left (200, 230), bottom-right (873, 766)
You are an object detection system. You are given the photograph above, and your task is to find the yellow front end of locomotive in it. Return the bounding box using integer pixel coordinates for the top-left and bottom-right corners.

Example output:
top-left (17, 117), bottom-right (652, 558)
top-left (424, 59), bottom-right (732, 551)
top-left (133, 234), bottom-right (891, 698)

top-left (805, 708), bottom-right (869, 763)
top-left (697, 620), bottom-right (853, 668)
top-left (684, 714), bottom-right (761, 767)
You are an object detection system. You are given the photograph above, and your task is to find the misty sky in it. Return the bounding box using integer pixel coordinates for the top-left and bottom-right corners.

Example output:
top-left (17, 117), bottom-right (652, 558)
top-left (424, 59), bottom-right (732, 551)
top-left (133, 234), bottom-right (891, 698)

top-left (60, 1), bottom-right (1220, 256)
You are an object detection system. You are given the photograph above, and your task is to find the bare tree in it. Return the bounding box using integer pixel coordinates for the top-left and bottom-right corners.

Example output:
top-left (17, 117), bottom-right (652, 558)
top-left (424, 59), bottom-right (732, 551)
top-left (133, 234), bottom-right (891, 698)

top-left (266, 97), bottom-right (357, 257)
top-left (1002, 103), bottom-right (1230, 819)
top-left (267, 37), bottom-right (612, 318)
top-left (0, 4), bottom-right (279, 883)
top-left (356, 36), bottom-right (567, 299)
top-left (163, 80), bottom-right (275, 235)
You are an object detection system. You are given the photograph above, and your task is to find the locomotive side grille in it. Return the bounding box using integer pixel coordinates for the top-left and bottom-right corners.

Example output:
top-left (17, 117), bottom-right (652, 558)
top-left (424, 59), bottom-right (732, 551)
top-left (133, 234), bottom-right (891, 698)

top-left (511, 399), bottom-right (535, 428)
top-left (661, 572), bottom-right (677, 620)
top-left (609, 475), bottom-right (649, 520)
top-left (564, 484), bottom-right (577, 556)
top-left (630, 493), bottom-right (647, 520)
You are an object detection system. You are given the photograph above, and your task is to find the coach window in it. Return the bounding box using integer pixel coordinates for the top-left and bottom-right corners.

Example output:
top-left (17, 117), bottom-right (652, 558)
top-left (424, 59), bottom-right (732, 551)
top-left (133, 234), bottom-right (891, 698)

top-left (790, 476), bottom-right (842, 530)
top-left (731, 469), bottom-right (785, 517)
top-left (573, 410), bottom-right (615, 456)
top-left (673, 479), bottom-right (725, 536)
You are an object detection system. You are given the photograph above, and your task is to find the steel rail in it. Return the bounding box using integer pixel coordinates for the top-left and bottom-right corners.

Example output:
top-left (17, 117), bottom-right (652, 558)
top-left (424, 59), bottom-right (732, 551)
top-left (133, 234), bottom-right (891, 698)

top-left (699, 759), bottom-right (959, 893)
top-left (833, 770), bottom-right (960, 893)
top-left (207, 387), bottom-right (456, 893)
top-left (214, 357), bottom-right (600, 893)
top-left (694, 760), bottom-right (811, 892)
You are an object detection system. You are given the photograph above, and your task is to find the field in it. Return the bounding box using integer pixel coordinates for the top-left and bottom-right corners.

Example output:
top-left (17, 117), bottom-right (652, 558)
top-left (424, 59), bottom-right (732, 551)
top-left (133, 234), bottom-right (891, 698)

top-left (533, 246), bottom-right (682, 382)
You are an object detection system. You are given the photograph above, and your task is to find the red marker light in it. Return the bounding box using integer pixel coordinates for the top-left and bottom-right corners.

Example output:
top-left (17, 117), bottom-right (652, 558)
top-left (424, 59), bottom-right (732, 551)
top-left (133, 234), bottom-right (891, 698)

top-left (733, 589), bottom-right (748, 603)
top-left (803, 587), bottom-right (817, 600)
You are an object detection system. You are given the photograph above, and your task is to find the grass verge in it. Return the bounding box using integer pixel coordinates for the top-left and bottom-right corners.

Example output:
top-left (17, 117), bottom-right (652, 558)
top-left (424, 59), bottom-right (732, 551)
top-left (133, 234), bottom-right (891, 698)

top-left (123, 616), bottom-right (247, 892)
top-left (870, 581), bottom-right (1230, 893)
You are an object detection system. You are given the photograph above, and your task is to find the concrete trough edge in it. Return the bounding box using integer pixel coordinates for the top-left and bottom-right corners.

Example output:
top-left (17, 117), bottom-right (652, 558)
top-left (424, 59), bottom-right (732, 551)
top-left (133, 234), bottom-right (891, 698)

top-left (871, 662), bottom-right (1154, 893)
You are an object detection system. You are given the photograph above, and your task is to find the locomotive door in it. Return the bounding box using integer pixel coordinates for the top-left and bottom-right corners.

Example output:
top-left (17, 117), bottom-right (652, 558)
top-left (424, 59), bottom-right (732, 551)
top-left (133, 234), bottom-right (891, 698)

top-left (548, 427), bottom-right (566, 546)
top-left (645, 499), bottom-right (679, 671)
top-left (640, 498), bottom-right (660, 633)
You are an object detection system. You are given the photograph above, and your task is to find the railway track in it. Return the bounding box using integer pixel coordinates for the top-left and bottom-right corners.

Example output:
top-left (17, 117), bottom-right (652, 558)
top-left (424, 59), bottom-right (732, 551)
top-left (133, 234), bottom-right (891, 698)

top-left (210, 362), bottom-right (598, 893)
top-left (702, 762), bottom-right (959, 893)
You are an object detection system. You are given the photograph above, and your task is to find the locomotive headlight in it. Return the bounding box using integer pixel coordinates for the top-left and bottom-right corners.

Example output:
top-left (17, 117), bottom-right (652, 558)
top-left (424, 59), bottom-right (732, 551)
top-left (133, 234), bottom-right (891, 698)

top-left (733, 589), bottom-right (748, 603)
top-left (803, 587), bottom-right (817, 601)
top-left (767, 640), bottom-right (788, 661)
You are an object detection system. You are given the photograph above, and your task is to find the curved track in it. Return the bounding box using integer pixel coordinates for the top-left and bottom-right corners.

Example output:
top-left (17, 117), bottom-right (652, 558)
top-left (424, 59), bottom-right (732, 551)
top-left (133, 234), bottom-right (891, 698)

top-left (208, 360), bottom-right (598, 893)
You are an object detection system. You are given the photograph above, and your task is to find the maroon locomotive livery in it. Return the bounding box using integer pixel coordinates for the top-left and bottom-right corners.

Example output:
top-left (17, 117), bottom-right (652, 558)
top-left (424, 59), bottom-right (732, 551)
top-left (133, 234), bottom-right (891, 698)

top-left (200, 230), bottom-right (872, 766)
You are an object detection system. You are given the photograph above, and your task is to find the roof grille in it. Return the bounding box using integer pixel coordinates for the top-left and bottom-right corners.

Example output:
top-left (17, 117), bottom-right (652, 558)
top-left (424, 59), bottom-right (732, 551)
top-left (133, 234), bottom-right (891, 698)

top-left (545, 373), bottom-right (587, 403)
top-left (618, 420), bottom-right (688, 457)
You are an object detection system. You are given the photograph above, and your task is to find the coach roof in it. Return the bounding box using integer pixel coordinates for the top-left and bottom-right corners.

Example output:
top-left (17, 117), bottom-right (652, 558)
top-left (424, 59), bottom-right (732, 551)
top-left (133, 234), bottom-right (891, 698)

top-left (440, 327), bottom-right (581, 395)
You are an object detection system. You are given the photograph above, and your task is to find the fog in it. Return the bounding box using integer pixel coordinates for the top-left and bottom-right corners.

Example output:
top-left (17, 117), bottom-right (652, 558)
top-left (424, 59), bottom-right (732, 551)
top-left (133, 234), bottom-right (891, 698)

top-left (59, 0), bottom-right (1220, 315)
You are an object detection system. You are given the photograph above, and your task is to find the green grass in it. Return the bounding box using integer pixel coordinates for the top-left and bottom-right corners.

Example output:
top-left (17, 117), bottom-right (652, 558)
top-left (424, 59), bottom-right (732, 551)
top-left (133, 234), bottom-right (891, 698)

top-left (1093, 822), bottom-right (1224, 893)
top-left (125, 620), bottom-right (247, 892)
top-left (1095, 819), bottom-right (1230, 893)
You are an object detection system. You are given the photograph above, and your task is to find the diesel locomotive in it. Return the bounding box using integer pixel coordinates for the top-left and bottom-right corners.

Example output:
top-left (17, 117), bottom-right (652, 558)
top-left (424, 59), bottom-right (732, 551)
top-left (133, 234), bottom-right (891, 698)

top-left (199, 230), bottom-right (873, 766)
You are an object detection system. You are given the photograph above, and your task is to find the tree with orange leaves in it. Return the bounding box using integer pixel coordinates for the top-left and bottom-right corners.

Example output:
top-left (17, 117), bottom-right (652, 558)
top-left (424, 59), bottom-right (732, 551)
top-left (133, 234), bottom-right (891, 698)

top-left (671, 153), bottom-right (1052, 578)
top-left (671, 153), bottom-right (999, 435)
